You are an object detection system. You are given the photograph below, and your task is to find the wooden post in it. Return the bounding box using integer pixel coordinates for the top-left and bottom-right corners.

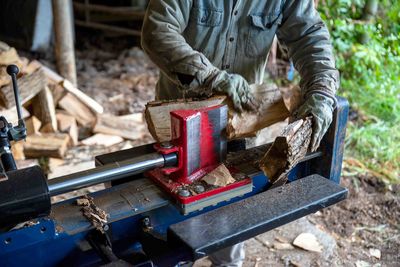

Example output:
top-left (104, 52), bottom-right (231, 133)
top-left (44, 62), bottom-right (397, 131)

top-left (52, 0), bottom-right (78, 86)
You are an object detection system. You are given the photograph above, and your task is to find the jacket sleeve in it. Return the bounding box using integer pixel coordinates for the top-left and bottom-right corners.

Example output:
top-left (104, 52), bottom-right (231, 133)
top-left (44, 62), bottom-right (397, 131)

top-left (277, 0), bottom-right (339, 101)
top-left (141, 0), bottom-right (216, 90)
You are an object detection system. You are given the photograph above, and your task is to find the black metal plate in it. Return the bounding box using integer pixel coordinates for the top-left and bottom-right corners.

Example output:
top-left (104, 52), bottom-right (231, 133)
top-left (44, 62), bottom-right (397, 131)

top-left (168, 175), bottom-right (347, 259)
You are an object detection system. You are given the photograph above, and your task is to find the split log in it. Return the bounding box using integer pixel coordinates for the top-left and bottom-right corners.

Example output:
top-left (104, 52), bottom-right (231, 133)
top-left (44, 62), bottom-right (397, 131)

top-left (48, 83), bottom-right (66, 105)
top-left (0, 68), bottom-right (46, 108)
top-left (0, 47), bottom-right (20, 66)
top-left (145, 97), bottom-right (226, 142)
top-left (23, 133), bottom-right (70, 159)
top-left (56, 112), bottom-right (78, 146)
top-left (81, 133), bottom-right (124, 147)
top-left (23, 60), bottom-right (43, 75)
top-left (11, 141), bottom-right (25, 160)
top-left (58, 93), bottom-right (96, 127)
top-left (145, 84), bottom-right (291, 142)
top-left (227, 84), bottom-right (291, 139)
top-left (0, 106), bottom-right (30, 124)
top-left (0, 67), bottom-right (10, 88)
top-left (259, 117), bottom-right (312, 186)
top-left (93, 114), bottom-right (145, 140)
top-left (25, 116), bottom-right (42, 135)
top-left (41, 65), bottom-right (103, 114)
top-left (32, 86), bottom-right (57, 132)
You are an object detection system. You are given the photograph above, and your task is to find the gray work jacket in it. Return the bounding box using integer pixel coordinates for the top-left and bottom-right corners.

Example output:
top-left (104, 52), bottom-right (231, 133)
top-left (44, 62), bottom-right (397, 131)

top-left (141, 0), bottom-right (339, 101)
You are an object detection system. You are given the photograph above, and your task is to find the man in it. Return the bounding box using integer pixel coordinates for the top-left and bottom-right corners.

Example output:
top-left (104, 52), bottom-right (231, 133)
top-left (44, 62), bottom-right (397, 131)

top-left (142, 0), bottom-right (339, 266)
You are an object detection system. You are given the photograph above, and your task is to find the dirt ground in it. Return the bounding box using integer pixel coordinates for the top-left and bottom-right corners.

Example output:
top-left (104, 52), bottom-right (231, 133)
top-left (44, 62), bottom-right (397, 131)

top-left (51, 35), bottom-right (400, 266)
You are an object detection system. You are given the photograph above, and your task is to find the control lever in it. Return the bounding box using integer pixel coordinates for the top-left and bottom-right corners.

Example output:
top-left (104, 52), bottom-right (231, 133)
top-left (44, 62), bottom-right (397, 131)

top-left (0, 65), bottom-right (27, 172)
top-left (6, 65), bottom-right (26, 141)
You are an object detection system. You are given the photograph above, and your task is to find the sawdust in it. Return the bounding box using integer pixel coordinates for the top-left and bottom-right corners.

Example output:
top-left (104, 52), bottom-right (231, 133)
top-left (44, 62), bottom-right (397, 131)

top-left (76, 195), bottom-right (109, 233)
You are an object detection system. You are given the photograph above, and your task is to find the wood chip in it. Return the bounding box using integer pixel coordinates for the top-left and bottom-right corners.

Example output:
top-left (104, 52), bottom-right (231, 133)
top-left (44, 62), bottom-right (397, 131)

top-left (292, 233), bottom-right (323, 253)
top-left (202, 164), bottom-right (236, 187)
top-left (369, 248), bottom-right (381, 259)
top-left (76, 195), bottom-right (109, 233)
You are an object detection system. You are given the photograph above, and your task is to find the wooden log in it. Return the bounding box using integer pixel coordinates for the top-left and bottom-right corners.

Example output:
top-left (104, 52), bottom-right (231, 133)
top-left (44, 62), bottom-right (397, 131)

top-left (32, 86), bottom-right (58, 133)
top-left (227, 84), bottom-right (291, 139)
top-left (52, 0), bottom-right (77, 86)
top-left (25, 116), bottom-right (42, 135)
top-left (58, 93), bottom-right (96, 127)
top-left (0, 106), bottom-right (30, 124)
top-left (11, 141), bottom-right (25, 160)
top-left (48, 82), bottom-right (66, 105)
top-left (0, 47), bottom-right (20, 66)
top-left (56, 112), bottom-right (78, 146)
top-left (145, 97), bottom-right (226, 142)
top-left (23, 133), bottom-right (70, 159)
top-left (0, 68), bottom-right (46, 109)
top-left (145, 85), bottom-right (291, 142)
top-left (41, 65), bottom-right (104, 114)
top-left (81, 133), bottom-right (124, 147)
top-left (259, 117), bottom-right (312, 186)
top-left (93, 114), bottom-right (145, 140)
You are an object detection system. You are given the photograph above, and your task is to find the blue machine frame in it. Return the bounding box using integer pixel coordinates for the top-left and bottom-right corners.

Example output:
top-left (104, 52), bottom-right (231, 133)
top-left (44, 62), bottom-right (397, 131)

top-left (0, 98), bottom-right (349, 267)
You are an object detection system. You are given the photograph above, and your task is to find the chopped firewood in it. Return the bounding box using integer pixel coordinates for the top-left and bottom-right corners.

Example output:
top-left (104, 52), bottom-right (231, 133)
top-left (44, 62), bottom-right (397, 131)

top-left (145, 97), bottom-right (226, 142)
top-left (25, 116), bottom-right (42, 135)
top-left (0, 47), bottom-right (19, 66)
top-left (145, 86), bottom-right (291, 142)
top-left (259, 118), bottom-right (312, 186)
top-left (1, 106), bottom-right (30, 124)
top-left (76, 195), bottom-right (109, 233)
top-left (32, 86), bottom-right (57, 133)
top-left (56, 112), bottom-right (78, 146)
top-left (23, 133), bottom-right (70, 159)
top-left (202, 164), bottom-right (236, 187)
top-left (227, 84), bottom-right (291, 139)
top-left (93, 114), bottom-right (145, 140)
top-left (0, 68), bottom-right (47, 109)
top-left (48, 158), bottom-right (65, 174)
top-left (22, 60), bottom-right (42, 75)
top-left (48, 83), bottom-right (66, 105)
top-left (0, 67), bottom-right (10, 88)
top-left (11, 141), bottom-right (25, 160)
top-left (81, 133), bottom-right (124, 147)
top-left (58, 93), bottom-right (96, 127)
top-left (41, 65), bottom-right (104, 114)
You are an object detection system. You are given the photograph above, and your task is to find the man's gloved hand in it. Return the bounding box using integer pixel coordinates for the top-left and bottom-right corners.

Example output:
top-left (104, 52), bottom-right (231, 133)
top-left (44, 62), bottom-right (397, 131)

top-left (210, 71), bottom-right (258, 112)
top-left (294, 93), bottom-right (335, 152)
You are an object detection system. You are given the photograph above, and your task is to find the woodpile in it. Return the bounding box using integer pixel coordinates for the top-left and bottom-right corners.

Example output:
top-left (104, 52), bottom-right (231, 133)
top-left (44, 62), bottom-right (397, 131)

top-left (0, 41), bottom-right (145, 161)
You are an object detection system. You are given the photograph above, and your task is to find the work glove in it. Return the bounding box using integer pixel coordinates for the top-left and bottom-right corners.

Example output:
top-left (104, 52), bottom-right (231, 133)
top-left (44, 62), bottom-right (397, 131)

top-left (209, 71), bottom-right (258, 112)
top-left (294, 93), bottom-right (335, 152)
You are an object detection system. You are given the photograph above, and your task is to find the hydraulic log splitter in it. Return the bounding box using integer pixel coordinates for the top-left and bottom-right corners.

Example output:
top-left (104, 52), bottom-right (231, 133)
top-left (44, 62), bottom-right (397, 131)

top-left (0, 65), bottom-right (349, 266)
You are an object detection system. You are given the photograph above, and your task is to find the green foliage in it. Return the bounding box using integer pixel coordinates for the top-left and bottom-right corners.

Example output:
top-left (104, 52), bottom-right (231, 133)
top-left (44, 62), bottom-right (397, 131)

top-left (319, 0), bottom-right (400, 182)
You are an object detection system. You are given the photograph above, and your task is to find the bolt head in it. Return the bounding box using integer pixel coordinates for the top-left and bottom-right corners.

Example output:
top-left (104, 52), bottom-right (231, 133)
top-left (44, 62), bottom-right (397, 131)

top-left (160, 141), bottom-right (173, 149)
top-left (194, 185), bottom-right (205, 193)
top-left (178, 188), bottom-right (190, 197)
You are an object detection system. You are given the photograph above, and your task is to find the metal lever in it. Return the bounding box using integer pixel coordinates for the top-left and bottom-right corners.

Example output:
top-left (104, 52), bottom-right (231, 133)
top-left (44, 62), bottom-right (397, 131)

top-left (5, 65), bottom-right (26, 142)
top-left (7, 65), bottom-right (23, 124)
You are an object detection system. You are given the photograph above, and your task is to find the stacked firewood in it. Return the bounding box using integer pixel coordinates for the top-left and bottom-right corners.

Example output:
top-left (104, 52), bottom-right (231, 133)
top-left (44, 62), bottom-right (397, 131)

top-left (0, 41), bottom-right (146, 161)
